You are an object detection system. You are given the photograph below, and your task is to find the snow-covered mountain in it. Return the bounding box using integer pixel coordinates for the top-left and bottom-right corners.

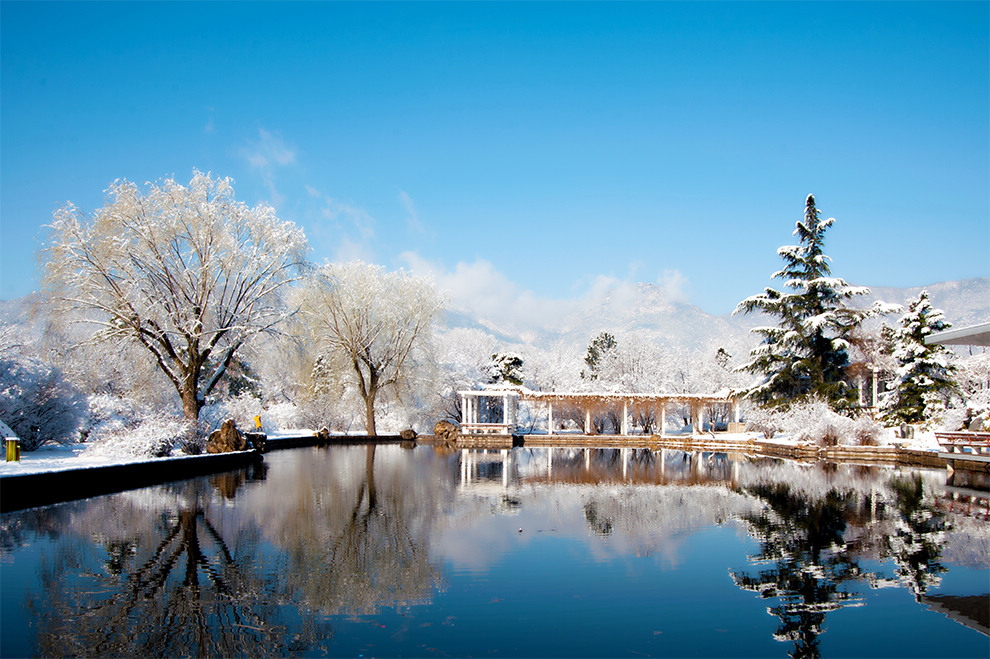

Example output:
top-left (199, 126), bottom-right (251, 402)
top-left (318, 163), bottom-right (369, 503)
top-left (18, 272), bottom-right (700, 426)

top-left (861, 278), bottom-right (990, 328)
top-left (442, 277), bottom-right (990, 352)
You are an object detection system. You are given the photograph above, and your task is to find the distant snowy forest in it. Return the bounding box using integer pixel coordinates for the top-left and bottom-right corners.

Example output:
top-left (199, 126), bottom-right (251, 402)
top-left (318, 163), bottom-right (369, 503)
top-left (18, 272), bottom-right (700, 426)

top-left (1, 173), bottom-right (988, 458)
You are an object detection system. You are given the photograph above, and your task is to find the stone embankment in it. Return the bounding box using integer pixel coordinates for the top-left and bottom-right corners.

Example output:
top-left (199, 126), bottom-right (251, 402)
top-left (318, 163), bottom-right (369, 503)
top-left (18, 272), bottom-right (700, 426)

top-left (418, 430), bottom-right (957, 471)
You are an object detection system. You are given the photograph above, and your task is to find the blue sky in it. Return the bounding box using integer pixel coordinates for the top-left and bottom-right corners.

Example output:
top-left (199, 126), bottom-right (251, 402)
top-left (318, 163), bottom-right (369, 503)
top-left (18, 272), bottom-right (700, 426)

top-left (2, 1), bottom-right (988, 316)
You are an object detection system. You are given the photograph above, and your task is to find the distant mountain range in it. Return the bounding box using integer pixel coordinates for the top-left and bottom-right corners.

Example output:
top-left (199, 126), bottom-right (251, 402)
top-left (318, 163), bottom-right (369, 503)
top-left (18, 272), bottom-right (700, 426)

top-left (444, 277), bottom-right (990, 352)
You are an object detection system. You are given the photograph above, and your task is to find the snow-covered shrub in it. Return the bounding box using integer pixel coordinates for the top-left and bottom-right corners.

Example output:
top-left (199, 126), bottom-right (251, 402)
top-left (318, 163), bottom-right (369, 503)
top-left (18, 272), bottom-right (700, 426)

top-left (760, 397), bottom-right (881, 447)
top-left (784, 400), bottom-right (851, 446)
top-left (201, 394), bottom-right (306, 435)
top-left (82, 394), bottom-right (145, 440)
top-left (261, 401), bottom-right (303, 433)
top-left (0, 351), bottom-right (84, 450)
top-left (851, 415), bottom-right (883, 446)
top-left (83, 415), bottom-right (193, 459)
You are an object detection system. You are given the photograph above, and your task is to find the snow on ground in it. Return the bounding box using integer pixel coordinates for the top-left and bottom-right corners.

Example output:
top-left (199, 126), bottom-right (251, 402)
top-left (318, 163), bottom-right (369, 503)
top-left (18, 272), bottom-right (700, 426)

top-left (0, 430), bottom-right (321, 477)
top-left (0, 442), bottom-right (149, 476)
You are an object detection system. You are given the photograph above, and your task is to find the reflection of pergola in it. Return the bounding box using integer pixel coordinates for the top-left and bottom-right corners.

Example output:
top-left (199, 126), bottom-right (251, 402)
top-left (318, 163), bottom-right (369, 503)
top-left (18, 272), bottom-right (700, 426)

top-left (459, 387), bottom-right (739, 436)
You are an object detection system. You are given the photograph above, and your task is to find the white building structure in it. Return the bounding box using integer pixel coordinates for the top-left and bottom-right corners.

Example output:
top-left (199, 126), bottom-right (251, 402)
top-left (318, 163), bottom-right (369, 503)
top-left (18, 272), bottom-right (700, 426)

top-left (459, 387), bottom-right (739, 437)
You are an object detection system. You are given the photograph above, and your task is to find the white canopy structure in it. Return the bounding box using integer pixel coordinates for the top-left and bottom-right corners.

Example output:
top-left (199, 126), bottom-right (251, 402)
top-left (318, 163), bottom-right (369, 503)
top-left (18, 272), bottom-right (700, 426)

top-left (926, 322), bottom-right (990, 347)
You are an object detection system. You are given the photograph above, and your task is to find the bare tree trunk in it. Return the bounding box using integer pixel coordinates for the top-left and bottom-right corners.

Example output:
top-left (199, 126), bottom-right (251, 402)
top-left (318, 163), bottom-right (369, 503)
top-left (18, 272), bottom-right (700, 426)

top-left (364, 393), bottom-right (377, 437)
top-left (182, 377), bottom-right (202, 421)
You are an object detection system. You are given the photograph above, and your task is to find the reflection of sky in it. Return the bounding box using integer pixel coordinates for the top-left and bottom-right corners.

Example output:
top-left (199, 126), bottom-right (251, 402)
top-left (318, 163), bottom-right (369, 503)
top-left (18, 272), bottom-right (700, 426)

top-left (434, 482), bottom-right (759, 572)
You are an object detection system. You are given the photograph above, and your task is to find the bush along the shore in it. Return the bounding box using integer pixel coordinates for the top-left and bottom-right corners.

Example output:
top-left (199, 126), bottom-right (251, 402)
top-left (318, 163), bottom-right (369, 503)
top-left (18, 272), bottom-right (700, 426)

top-left (746, 398), bottom-right (884, 446)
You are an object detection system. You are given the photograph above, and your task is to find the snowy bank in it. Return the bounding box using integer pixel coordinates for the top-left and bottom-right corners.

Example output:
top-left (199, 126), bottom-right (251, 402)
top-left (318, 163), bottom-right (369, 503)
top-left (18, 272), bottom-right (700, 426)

top-left (0, 448), bottom-right (262, 513)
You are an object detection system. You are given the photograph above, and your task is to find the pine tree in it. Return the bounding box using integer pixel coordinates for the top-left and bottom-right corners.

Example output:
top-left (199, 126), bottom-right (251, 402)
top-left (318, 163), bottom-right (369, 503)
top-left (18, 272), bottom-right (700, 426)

top-left (581, 332), bottom-right (617, 381)
top-left (880, 291), bottom-right (957, 425)
top-left (487, 352), bottom-right (524, 386)
top-left (735, 195), bottom-right (869, 407)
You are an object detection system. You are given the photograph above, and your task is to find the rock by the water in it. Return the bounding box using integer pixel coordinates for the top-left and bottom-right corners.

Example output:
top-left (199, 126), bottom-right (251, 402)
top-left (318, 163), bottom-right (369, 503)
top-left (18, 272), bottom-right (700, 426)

top-left (206, 419), bottom-right (248, 454)
top-left (244, 432), bottom-right (267, 453)
top-left (433, 420), bottom-right (460, 443)
top-left (400, 428), bottom-right (417, 441)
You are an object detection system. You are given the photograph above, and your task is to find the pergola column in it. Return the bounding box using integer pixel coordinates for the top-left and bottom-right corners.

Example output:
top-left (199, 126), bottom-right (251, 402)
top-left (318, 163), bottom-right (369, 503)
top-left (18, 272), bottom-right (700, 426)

top-left (871, 367), bottom-right (878, 408)
top-left (660, 404), bottom-right (666, 437)
top-left (585, 407), bottom-right (592, 435)
top-left (548, 401), bottom-right (554, 435)
top-left (621, 401), bottom-right (629, 435)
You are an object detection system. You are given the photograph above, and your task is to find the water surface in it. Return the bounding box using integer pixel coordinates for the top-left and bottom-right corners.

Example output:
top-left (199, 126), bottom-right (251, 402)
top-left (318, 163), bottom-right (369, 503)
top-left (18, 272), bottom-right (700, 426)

top-left (2, 445), bottom-right (988, 657)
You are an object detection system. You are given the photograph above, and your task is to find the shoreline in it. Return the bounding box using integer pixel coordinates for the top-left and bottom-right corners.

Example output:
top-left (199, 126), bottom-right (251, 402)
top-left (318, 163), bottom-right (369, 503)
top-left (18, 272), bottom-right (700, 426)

top-left (1, 431), bottom-right (981, 514)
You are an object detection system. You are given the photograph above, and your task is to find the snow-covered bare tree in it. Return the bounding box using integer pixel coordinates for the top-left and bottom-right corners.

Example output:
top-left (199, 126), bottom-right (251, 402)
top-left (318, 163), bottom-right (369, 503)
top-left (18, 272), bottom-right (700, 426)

top-left (524, 339), bottom-right (583, 393)
top-left (43, 171), bottom-right (309, 421)
top-left (297, 261), bottom-right (443, 436)
top-left (956, 350), bottom-right (990, 430)
top-left (428, 328), bottom-right (498, 423)
top-left (735, 194), bottom-right (869, 408)
top-left (879, 291), bottom-right (958, 426)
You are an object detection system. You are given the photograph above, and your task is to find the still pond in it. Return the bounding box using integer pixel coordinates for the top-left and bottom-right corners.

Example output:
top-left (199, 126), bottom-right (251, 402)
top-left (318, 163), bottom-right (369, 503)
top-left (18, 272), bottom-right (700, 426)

top-left (1, 445), bottom-right (988, 657)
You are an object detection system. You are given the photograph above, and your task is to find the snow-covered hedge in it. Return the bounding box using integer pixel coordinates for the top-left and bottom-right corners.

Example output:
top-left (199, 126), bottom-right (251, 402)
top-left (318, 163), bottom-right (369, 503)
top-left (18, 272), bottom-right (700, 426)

top-left (747, 398), bottom-right (884, 446)
top-left (83, 415), bottom-right (193, 459)
top-left (81, 395), bottom-right (194, 458)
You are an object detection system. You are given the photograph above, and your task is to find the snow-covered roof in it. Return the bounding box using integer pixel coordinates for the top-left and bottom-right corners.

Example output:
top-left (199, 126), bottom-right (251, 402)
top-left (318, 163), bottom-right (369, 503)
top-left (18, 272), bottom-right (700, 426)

top-left (925, 322), bottom-right (990, 347)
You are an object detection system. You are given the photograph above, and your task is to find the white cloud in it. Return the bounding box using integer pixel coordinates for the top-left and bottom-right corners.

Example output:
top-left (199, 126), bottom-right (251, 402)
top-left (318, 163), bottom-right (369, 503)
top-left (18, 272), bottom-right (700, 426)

top-left (399, 254), bottom-right (695, 340)
top-left (241, 128), bottom-right (296, 169)
top-left (321, 198), bottom-right (376, 242)
top-left (238, 128), bottom-right (298, 207)
top-left (658, 269), bottom-right (690, 303)
top-left (333, 235), bottom-right (377, 264)
top-left (398, 190), bottom-right (424, 234)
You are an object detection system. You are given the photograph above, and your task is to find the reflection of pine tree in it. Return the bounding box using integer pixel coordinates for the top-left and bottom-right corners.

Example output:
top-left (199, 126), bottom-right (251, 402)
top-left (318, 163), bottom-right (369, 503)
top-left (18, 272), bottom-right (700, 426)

top-left (731, 484), bottom-right (863, 659)
top-left (885, 475), bottom-right (948, 599)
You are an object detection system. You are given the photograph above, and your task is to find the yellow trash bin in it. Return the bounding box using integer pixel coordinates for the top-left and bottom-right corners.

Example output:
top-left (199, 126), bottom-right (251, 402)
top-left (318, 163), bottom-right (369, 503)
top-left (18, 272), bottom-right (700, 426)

top-left (5, 438), bottom-right (20, 462)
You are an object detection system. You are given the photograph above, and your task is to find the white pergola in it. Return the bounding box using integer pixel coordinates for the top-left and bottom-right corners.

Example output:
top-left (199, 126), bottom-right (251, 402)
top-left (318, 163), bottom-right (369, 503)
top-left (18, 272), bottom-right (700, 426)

top-left (926, 322), bottom-right (990, 347)
top-left (459, 387), bottom-right (739, 436)
top-left (459, 389), bottom-right (520, 435)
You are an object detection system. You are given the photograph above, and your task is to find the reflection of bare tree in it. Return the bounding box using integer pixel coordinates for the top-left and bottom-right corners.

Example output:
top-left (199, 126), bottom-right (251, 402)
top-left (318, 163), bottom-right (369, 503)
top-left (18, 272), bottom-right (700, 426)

top-left (27, 479), bottom-right (329, 657)
top-left (731, 484), bottom-right (863, 659)
top-left (269, 445), bottom-right (445, 616)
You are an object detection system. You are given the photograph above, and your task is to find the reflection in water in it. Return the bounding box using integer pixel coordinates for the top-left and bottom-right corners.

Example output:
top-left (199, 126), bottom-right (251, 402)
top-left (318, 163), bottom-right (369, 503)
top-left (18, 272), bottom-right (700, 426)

top-left (2, 446), bottom-right (987, 657)
top-left (731, 484), bottom-right (864, 659)
top-left (266, 445), bottom-right (444, 616)
top-left (25, 478), bottom-right (329, 657)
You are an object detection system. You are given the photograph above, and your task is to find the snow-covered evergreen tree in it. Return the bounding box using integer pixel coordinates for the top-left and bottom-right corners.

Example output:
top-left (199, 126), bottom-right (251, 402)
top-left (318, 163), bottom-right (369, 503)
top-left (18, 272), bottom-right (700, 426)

top-left (487, 352), bottom-right (524, 386)
top-left (581, 332), bottom-right (617, 381)
top-left (880, 291), bottom-right (957, 425)
top-left (735, 194), bottom-right (869, 407)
